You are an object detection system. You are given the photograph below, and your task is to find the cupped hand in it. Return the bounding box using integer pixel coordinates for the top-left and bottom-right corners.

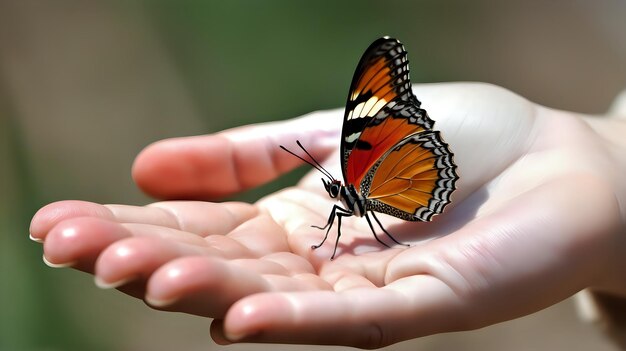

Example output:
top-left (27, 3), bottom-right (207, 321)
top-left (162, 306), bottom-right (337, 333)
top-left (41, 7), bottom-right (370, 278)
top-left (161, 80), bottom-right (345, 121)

top-left (29, 83), bottom-right (626, 348)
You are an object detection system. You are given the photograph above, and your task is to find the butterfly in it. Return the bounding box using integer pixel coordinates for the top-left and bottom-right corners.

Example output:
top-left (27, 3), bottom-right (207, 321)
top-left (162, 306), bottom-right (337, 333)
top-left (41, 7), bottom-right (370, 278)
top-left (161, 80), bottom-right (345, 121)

top-left (281, 37), bottom-right (458, 259)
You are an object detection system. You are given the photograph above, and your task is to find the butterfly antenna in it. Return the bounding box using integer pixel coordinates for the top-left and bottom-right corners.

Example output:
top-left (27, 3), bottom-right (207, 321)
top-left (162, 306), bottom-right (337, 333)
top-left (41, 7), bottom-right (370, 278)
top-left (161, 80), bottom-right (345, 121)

top-left (279, 143), bottom-right (334, 180)
top-left (295, 140), bottom-right (335, 180)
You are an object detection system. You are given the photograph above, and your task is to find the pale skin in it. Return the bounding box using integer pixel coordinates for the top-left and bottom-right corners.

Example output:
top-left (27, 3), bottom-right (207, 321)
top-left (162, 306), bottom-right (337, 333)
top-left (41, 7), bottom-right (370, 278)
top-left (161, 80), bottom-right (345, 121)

top-left (30, 83), bottom-right (626, 348)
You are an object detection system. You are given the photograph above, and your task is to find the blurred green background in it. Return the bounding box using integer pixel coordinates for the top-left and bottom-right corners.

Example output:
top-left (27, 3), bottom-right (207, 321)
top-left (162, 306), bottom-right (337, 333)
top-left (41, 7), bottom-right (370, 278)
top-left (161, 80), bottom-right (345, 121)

top-left (1, 1), bottom-right (625, 350)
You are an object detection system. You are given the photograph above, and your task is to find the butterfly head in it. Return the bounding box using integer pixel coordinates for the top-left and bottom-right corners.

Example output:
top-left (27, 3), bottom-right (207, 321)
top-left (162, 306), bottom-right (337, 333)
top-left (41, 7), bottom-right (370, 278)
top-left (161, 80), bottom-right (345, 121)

top-left (322, 178), bottom-right (342, 199)
top-left (280, 141), bottom-right (343, 198)
top-left (279, 141), bottom-right (344, 199)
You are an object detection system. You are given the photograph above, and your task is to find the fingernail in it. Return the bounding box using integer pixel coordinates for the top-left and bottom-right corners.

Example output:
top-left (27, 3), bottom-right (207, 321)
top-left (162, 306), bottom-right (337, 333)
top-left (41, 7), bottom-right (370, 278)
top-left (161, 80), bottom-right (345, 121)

top-left (144, 295), bottom-right (179, 308)
top-left (94, 276), bottom-right (136, 289)
top-left (42, 255), bottom-right (75, 268)
top-left (29, 234), bottom-right (44, 243)
top-left (210, 320), bottom-right (233, 345)
top-left (225, 330), bottom-right (256, 342)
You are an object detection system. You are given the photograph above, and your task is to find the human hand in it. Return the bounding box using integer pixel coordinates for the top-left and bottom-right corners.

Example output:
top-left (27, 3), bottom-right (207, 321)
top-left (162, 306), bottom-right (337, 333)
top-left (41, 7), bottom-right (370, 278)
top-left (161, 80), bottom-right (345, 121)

top-left (30, 83), bottom-right (626, 348)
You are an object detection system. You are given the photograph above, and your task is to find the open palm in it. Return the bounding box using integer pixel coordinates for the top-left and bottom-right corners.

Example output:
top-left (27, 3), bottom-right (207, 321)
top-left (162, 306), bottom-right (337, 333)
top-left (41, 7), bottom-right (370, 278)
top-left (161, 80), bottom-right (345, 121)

top-left (30, 83), bottom-right (624, 348)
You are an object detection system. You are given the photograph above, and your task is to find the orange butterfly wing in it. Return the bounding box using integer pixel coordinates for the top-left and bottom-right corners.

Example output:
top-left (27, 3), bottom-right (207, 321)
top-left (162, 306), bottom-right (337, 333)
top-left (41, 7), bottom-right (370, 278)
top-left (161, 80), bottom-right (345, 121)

top-left (340, 38), bottom-right (434, 190)
top-left (362, 131), bottom-right (457, 221)
top-left (345, 102), bottom-right (432, 192)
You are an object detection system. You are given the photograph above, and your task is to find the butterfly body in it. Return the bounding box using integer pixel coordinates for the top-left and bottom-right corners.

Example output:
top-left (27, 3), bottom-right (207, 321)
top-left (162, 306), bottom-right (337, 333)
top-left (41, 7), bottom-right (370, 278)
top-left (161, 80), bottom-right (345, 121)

top-left (322, 180), bottom-right (365, 217)
top-left (314, 179), bottom-right (406, 256)
top-left (282, 37), bottom-right (458, 259)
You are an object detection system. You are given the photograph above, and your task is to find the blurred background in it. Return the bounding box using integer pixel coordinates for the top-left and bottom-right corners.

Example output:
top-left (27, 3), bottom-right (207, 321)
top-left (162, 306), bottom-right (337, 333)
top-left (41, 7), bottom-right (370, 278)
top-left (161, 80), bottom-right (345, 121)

top-left (1, 1), bottom-right (625, 350)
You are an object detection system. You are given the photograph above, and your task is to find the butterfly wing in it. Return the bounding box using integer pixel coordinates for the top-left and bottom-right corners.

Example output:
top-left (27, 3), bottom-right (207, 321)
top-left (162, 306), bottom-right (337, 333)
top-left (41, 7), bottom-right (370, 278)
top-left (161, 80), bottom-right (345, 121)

top-left (341, 37), bottom-right (434, 190)
top-left (362, 131), bottom-right (457, 221)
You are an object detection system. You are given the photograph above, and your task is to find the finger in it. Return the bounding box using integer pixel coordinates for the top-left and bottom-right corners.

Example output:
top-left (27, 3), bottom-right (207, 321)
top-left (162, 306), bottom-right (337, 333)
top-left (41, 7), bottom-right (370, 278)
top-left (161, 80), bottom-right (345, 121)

top-left (30, 200), bottom-right (258, 242)
top-left (43, 217), bottom-right (132, 272)
top-left (93, 236), bottom-right (215, 290)
top-left (132, 110), bottom-right (340, 200)
top-left (214, 275), bottom-right (459, 348)
top-left (30, 200), bottom-right (115, 242)
top-left (145, 255), bottom-right (329, 317)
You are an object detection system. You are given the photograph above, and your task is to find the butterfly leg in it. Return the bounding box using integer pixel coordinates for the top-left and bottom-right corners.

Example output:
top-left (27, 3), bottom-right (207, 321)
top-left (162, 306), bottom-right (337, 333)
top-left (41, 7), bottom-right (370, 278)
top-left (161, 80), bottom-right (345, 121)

top-left (311, 205), bottom-right (351, 250)
top-left (364, 213), bottom-right (392, 248)
top-left (370, 211), bottom-right (410, 247)
top-left (329, 211), bottom-right (352, 260)
top-left (311, 205), bottom-right (349, 231)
